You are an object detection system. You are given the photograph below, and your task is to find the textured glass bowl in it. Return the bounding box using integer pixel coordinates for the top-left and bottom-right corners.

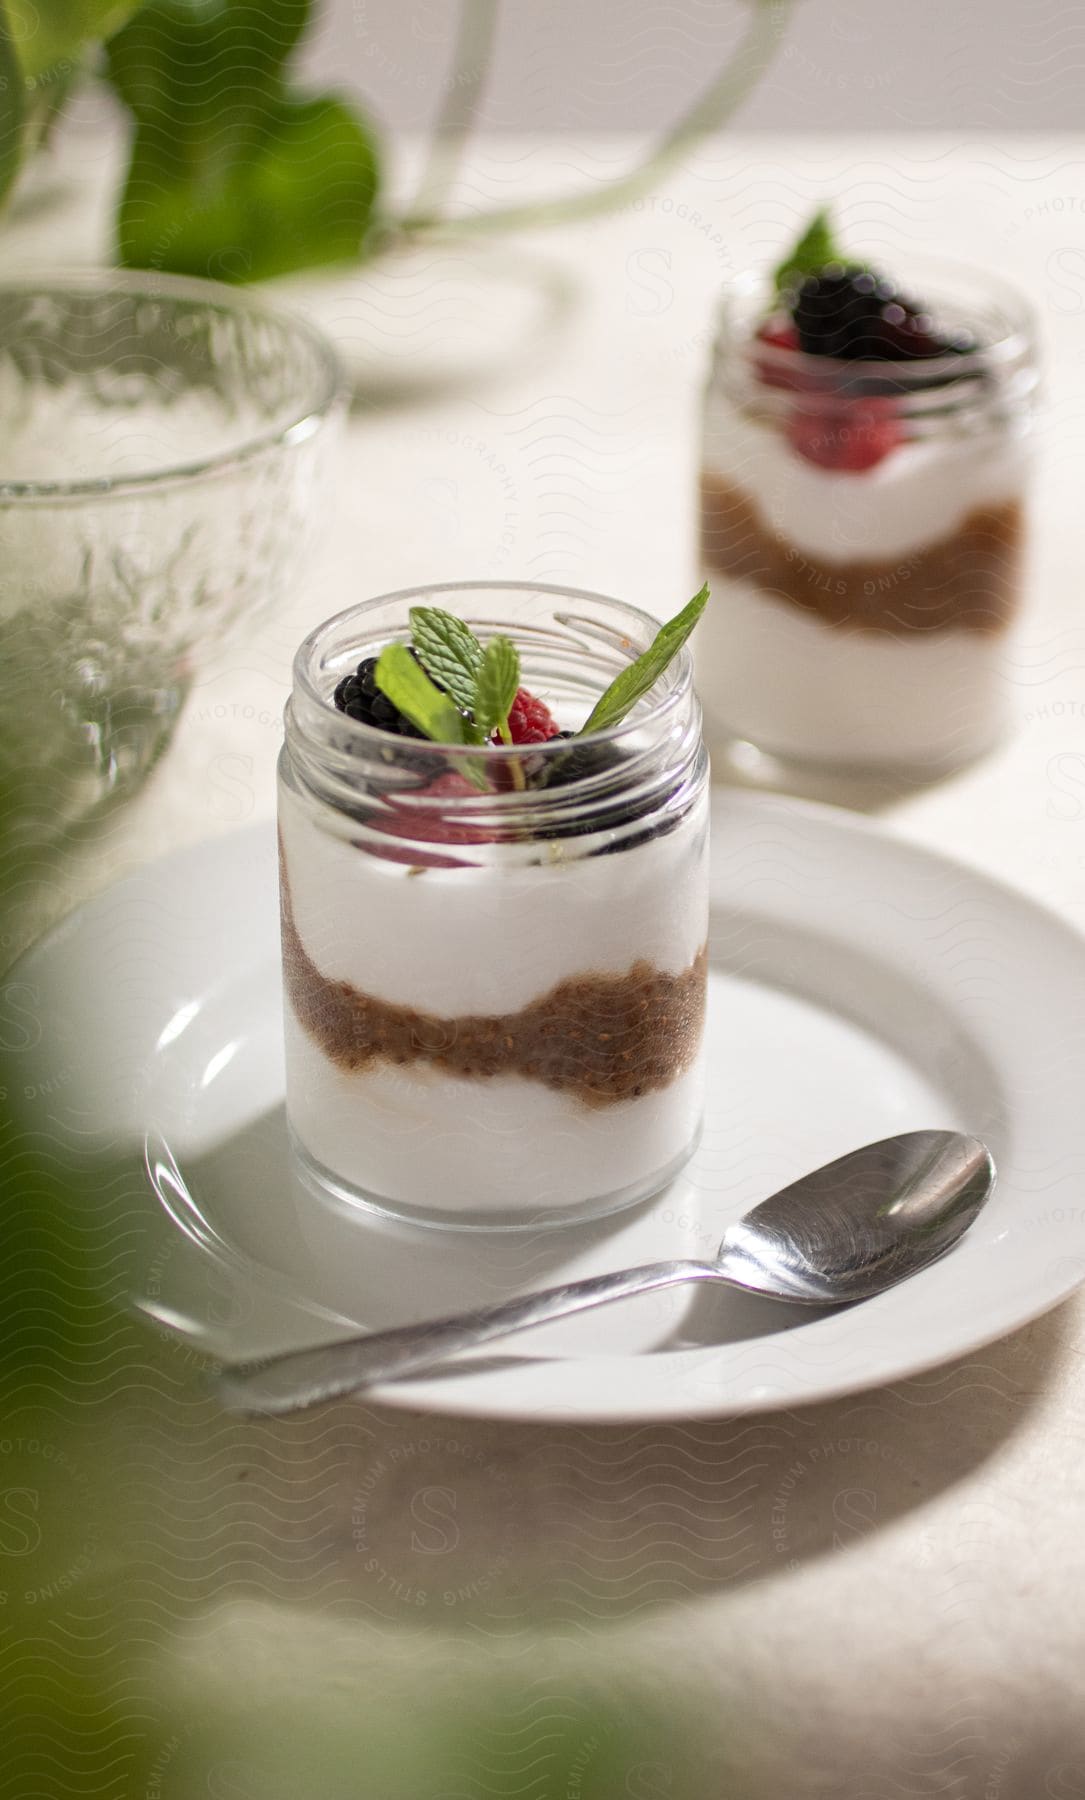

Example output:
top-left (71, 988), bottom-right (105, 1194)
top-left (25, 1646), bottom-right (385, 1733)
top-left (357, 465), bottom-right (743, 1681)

top-left (0, 269), bottom-right (344, 852)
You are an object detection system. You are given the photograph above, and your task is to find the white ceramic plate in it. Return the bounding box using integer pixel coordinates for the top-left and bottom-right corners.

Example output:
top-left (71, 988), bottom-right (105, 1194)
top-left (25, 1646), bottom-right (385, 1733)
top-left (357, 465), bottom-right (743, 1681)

top-left (13, 792), bottom-right (1085, 1422)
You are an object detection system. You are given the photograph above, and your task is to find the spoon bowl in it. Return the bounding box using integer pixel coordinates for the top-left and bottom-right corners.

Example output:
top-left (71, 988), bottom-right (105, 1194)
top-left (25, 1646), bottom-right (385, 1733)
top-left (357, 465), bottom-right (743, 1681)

top-left (717, 1129), bottom-right (994, 1304)
top-left (217, 1129), bottom-right (995, 1415)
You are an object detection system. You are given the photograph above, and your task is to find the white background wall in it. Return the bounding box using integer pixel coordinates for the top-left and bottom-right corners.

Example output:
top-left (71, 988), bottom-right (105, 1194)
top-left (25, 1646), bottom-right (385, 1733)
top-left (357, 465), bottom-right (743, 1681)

top-left (301, 0), bottom-right (1085, 133)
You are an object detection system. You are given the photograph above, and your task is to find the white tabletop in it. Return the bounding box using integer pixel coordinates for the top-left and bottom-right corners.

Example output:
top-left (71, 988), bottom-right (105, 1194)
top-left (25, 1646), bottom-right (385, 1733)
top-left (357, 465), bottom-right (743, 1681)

top-left (8, 126), bottom-right (1085, 1791)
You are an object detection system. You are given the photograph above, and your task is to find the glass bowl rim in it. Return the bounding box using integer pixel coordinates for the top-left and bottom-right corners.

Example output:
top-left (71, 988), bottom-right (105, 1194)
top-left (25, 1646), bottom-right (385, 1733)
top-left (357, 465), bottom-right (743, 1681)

top-left (292, 578), bottom-right (699, 758)
top-left (0, 266), bottom-right (345, 504)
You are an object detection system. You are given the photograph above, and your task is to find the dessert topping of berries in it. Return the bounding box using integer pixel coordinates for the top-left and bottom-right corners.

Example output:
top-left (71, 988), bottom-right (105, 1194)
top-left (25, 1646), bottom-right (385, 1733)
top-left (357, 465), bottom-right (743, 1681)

top-left (753, 208), bottom-right (982, 472)
top-left (541, 732), bottom-right (629, 789)
top-left (757, 319), bottom-right (800, 354)
top-left (370, 771), bottom-right (490, 868)
top-left (753, 318), bottom-right (828, 396)
top-left (332, 587), bottom-right (709, 801)
top-left (792, 266), bottom-right (966, 363)
top-left (334, 651), bottom-right (428, 738)
top-left (505, 687), bottom-right (561, 745)
top-left (786, 397), bottom-right (902, 473)
top-left (769, 207), bottom-right (976, 364)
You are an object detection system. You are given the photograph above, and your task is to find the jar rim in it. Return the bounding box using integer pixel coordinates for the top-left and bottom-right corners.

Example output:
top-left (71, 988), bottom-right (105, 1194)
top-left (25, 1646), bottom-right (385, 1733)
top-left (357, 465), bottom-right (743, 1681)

top-left (718, 253), bottom-right (1038, 392)
top-left (292, 579), bottom-right (698, 761)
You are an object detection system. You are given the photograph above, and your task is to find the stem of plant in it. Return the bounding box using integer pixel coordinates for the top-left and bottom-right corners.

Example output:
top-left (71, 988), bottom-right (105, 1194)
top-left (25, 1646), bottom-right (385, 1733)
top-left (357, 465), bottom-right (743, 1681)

top-left (407, 0), bottom-right (500, 223)
top-left (395, 0), bottom-right (797, 240)
top-left (496, 716), bottom-right (526, 790)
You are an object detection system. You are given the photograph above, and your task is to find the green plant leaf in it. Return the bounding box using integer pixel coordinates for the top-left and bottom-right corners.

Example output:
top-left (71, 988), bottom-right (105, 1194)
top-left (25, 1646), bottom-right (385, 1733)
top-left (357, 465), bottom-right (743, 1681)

top-left (374, 644), bottom-right (473, 746)
top-left (0, 1), bottom-right (26, 208)
top-left (772, 205), bottom-right (840, 296)
top-left (409, 606), bottom-right (484, 713)
top-left (6, 0), bottom-right (139, 80)
top-left (579, 584), bottom-right (709, 737)
top-left (104, 0), bottom-right (380, 282)
top-left (472, 636), bottom-right (520, 742)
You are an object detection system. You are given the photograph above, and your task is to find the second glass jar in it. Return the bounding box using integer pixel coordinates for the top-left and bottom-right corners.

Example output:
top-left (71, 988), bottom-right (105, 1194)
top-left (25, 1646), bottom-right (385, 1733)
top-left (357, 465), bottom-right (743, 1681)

top-left (697, 257), bottom-right (1039, 779)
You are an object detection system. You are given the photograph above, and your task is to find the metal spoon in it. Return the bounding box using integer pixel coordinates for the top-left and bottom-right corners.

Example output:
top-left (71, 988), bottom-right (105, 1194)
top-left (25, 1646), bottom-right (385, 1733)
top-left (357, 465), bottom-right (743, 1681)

top-left (216, 1129), bottom-right (994, 1415)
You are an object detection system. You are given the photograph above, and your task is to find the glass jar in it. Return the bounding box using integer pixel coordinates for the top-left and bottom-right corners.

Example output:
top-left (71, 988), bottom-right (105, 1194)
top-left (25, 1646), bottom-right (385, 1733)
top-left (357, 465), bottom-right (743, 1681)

top-left (279, 582), bottom-right (709, 1232)
top-left (698, 256), bottom-right (1039, 779)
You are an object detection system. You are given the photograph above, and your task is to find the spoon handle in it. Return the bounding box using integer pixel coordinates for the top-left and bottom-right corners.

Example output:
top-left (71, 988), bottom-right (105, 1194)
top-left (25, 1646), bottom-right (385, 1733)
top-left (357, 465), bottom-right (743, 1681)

top-left (216, 1258), bottom-right (717, 1415)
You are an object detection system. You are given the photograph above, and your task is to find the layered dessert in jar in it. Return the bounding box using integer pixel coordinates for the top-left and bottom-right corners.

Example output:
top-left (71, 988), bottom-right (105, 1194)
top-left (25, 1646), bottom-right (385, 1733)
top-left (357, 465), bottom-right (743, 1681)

top-left (698, 213), bottom-right (1039, 775)
top-left (278, 582), bottom-right (710, 1230)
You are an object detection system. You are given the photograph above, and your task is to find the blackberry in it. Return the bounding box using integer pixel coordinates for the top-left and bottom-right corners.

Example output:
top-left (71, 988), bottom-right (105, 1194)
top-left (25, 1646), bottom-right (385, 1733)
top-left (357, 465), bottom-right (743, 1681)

top-left (333, 650), bottom-right (427, 738)
top-left (534, 733), bottom-right (667, 854)
top-left (792, 265), bottom-right (974, 362)
top-left (792, 265), bottom-right (886, 359)
top-left (539, 732), bottom-right (630, 792)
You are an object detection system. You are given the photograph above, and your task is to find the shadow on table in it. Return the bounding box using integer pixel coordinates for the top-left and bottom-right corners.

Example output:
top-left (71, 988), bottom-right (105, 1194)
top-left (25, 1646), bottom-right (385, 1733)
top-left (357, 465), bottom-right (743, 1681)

top-left (710, 739), bottom-right (985, 817)
top-left (212, 1295), bottom-right (1067, 1630)
top-left (11, 1115), bottom-right (1078, 1800)
top-left (309, 242), bottom-right (582, 414)
top-left (133, 1106), bottom-right (1065, 1630)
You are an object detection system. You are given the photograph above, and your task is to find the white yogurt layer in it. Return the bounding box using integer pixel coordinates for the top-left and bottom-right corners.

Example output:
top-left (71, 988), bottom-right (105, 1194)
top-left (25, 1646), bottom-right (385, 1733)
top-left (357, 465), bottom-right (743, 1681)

top-left (280, 783), bottom-right (708, 1017)
top-left (284, 1013), bottom-right (705, 1218)
top-left (280, 785), bottom-right (709, 1221)
top-left (703, 401), bottom-right (1029, 564)
top-left (697, 577), bottom-right (1008, 771)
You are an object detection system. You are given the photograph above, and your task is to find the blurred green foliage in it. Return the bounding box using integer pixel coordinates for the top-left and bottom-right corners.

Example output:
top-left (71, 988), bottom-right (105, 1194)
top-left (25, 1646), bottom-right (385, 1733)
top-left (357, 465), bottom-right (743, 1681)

top-left (0, 4), bottom-right (26, 203)
top-left (0, 0), bottom-right (794, 282)
top-left (0, 789), bottom-right (718, 1792)
top-left (4, 0), bottom-right (135, 80)
top-left (105, 0), bottom-right (380, 280)
top-left (0, 1094), bottom-right (714, 1795)
top-left (0, 0), bottom-right (381, 280)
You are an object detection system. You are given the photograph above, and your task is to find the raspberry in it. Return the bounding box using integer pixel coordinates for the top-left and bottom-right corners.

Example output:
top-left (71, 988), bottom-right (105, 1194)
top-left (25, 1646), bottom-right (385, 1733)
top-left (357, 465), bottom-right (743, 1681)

top-left (390, 771), bottom-right (483, 842)
top-left (371, 770), bottom-right (489, 867)
top-left (503, 687), bottom-right (561, 745)
top-left (757, 319), bottom-right (800, 353)
top-left (414, 770), bottom-right (478, 806)
top-left (754, 316), bottom-right (834, 396)
top-left (787, 397), bottom-right (902, 473)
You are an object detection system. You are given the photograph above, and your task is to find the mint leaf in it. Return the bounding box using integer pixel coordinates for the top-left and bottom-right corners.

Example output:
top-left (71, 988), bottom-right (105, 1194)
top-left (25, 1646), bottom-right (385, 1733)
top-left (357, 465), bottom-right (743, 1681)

top-left (374, 644), bottom-right (473, 745)
top-left (773, 206), bottom-right (839, 296)
top-left (472, 636), bottom-right (520, 742)
top-left (409, 606), bottom-right (484, 713)
top-left (579, 585), bottom-right (709, 737)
